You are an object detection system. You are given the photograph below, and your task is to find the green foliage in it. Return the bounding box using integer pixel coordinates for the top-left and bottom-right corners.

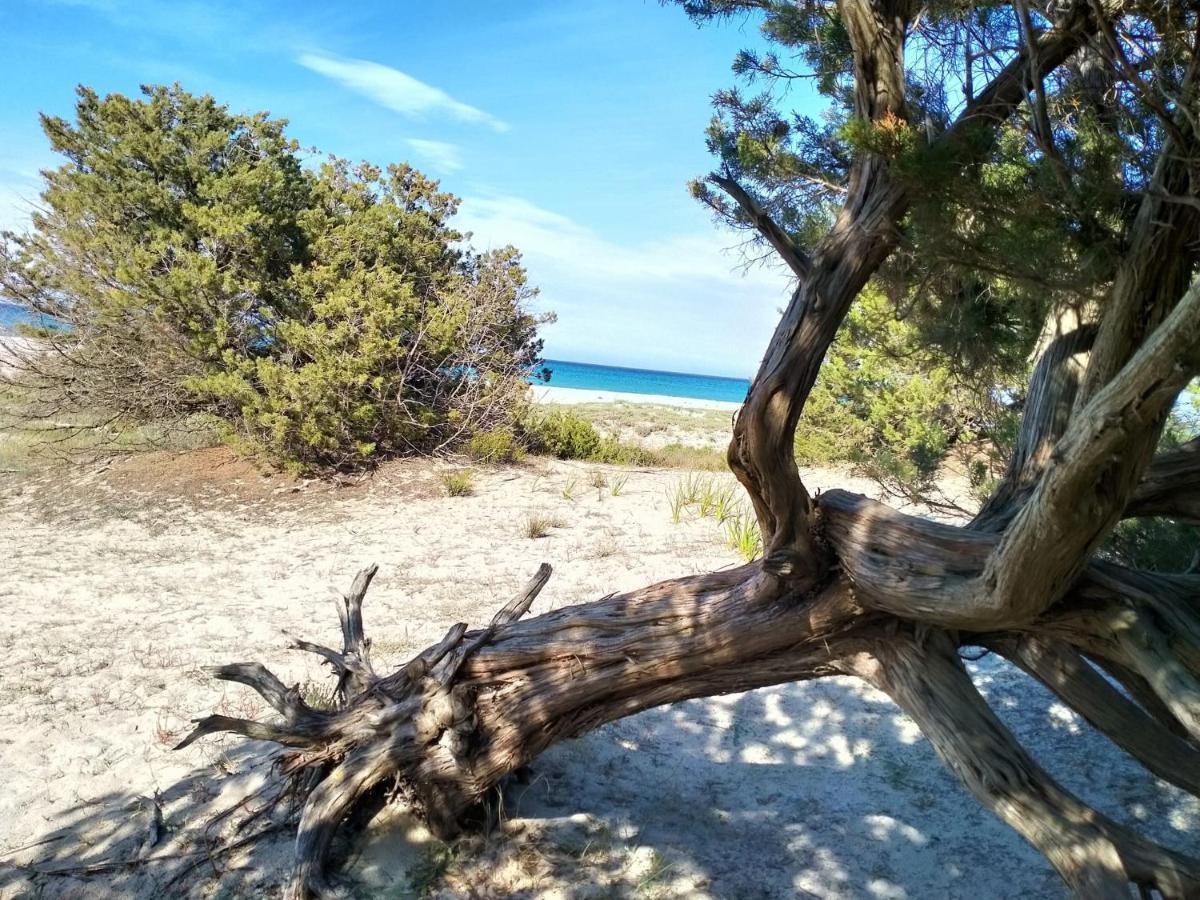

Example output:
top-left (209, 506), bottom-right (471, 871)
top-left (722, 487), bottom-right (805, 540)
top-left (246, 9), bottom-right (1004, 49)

top-left (609, 474), bottom-right (629, 497)
top-left (441, 469), bottom-right (475, 497)
top-left (521, 410), bottom-right (655, 465)
top-left (522, 410), bottom-right (604, 460)
top-left (1104, 518), bottom-right (1198, 573)
top-left (467, 426), bottom-right (526, 464)
top-left (794, 287), bottom-right (1010, 497)
top-left (0, 85), bottom-right (547, 471)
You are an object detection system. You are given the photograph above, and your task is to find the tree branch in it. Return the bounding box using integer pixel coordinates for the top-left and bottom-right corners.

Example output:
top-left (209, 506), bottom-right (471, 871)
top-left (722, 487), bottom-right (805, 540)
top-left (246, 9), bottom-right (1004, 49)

top-left (850, 630), bottom-right (1200, 898)
top-left (993, 635), bottom-right (1200, 796)
top-left (1126, 437), bottom-right (1200, 523)
top-left (709, 173), bottom-right (812, 280)
top-left (727, 0), bottom-right (1116, 576)
top-left (972, 323), bottom-right (1096, 531)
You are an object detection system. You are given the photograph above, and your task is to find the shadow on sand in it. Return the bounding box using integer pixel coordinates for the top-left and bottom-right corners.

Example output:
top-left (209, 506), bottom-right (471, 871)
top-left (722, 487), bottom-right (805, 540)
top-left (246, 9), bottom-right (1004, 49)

top-left (2, 655), bottom-right (1196, 899)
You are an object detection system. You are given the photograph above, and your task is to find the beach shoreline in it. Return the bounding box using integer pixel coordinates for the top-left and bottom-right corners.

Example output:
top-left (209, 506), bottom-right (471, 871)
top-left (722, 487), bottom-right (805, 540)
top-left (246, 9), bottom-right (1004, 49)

top-left (533, 384), bottom-right (742, 411)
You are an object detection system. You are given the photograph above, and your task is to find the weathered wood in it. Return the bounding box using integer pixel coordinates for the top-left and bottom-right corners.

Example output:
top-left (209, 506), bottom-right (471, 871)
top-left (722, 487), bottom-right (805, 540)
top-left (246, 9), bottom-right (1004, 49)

top-left (851, 631), bottom-right (1200, 898)
top-left (994, 636), bottom-right (1200, 795)
top-left (1127, 437), bottom-right (1200, 523)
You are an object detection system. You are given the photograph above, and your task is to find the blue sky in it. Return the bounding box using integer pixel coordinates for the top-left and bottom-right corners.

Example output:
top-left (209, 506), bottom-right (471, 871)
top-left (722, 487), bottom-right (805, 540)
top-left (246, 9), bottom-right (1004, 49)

top-left (0, 0), bottom-right (821, 377)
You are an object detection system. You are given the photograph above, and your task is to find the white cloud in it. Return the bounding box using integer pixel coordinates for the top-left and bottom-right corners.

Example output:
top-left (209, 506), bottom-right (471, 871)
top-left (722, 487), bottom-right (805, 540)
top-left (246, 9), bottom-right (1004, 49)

top-left (0, 162), bottom-right (45, 233)
top-left (404, 139), bottom-right (464, 173)
top-left (458, 194), bottom-right (794, 376)
top-left (298, 52), bottom-right (508, 132)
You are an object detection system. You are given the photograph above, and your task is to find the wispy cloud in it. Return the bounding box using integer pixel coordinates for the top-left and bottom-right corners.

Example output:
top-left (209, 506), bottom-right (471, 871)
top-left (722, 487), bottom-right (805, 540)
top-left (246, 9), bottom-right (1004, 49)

top-left (458, 195), bottom-right (792, 375)
top-left (404, 139), bottom-right (464, 173)
top-left (298, 52), bottom-right (508, 132)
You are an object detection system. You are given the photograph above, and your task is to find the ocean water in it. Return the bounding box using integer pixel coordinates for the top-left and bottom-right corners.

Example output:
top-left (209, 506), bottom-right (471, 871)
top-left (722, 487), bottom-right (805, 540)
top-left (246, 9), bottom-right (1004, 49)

top-left (540, 358), bottom-right (750, 403)
top-left (0, 302), bottom-right (60, 334)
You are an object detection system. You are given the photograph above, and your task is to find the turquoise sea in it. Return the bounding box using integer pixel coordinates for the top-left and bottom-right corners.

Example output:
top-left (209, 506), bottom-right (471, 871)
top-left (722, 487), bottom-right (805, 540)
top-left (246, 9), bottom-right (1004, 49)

top-left (540, 359), bottom-right (750, 403)
top-left (1, 303), bottom-right (750, 403)
top-left (0, 301), bottom-right (59, 334)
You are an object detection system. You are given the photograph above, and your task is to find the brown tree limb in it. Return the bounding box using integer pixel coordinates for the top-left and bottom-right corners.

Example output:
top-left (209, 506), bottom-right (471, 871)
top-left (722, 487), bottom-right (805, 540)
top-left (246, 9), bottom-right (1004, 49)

top-left (728, 0), bottom-right (1116, 577)
top-left (993, 635), bottom-right (1200, 796)
top-left (1126, 437), bottom-right (1200, 523)
top-left (972, 324), bottom-right (1097, 531)
top-left (708, 173), bottom-right (812, 280)
top-left (849, 630), bottom-right (1200, 898)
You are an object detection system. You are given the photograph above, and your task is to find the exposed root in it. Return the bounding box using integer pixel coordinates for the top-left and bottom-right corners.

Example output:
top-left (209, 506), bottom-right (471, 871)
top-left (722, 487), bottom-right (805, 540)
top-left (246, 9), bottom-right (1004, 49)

top-left (177, 563), bottom-right (554, 898)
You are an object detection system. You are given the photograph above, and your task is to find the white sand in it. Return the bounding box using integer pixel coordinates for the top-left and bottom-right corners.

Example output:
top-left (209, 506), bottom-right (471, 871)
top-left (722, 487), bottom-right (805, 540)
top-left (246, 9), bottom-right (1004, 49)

top-left (0, 453), bottom-right (1195, 898)
top-left (534, 384), bottom-right (742, 411)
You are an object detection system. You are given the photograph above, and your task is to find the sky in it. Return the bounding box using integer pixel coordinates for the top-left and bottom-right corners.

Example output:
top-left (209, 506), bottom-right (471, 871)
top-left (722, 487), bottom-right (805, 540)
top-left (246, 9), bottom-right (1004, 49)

top-left (0, 1), bottom-right (831, 377)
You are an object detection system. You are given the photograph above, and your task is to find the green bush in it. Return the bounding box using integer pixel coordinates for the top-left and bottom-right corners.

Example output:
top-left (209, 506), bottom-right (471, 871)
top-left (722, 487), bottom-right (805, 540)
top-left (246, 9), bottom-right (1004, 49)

top-left (467, 426), bottom-right (526, 464)
top-left (0, 85), bottom-right (549, 472)
top-left (522, 410), bottom-right (604, 460)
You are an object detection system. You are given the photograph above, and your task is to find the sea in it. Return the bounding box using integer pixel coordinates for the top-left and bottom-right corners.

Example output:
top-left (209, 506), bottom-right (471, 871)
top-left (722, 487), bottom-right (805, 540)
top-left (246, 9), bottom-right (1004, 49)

top-left (1, 302), bottom-right (750, 403)
top-left (540, 359), bottom-right (750, 403)
top-left (0, 301), bottom-right (60, 334)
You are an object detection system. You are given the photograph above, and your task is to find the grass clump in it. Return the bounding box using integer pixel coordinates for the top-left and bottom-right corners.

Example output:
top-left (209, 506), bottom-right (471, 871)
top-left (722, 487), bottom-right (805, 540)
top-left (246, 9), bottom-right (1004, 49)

top-left (561, 478), bottom-right (578, 501)
top-left (610, 474), bottom-right (629, 496)
top-left (724, 511), bottom-right (763, 561)
top-left (441, 469), bottom-right (476, 497)
top-left (523, 512), bottom-right (565, 539)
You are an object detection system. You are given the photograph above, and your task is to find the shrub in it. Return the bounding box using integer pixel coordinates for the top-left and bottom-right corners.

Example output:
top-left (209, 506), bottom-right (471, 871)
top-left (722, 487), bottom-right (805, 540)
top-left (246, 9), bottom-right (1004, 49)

top-left (522, 410), bottom-right (604, 460)
top-left (467, 426), bottom-right (526, 464)
top-left (0, 85), bottom-right (550, 471)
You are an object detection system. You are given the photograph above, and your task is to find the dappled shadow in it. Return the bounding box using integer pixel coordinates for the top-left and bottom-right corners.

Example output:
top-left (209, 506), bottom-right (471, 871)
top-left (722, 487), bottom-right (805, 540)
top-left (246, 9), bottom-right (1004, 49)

top-left (5, 655), bottom-right (1196, 899)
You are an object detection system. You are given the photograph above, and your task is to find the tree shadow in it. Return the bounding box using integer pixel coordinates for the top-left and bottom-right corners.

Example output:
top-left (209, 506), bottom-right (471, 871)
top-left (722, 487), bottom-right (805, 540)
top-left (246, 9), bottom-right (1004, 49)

top-left (4, 654), bottom-right (1194, 898)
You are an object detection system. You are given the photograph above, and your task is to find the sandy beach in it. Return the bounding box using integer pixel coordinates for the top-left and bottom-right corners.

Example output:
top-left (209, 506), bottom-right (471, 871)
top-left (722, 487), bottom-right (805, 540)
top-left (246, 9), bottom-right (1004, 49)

top-left (534, 384), bottom-right (742, 411)
top-left (0, 432), bottom-right (1195, 899)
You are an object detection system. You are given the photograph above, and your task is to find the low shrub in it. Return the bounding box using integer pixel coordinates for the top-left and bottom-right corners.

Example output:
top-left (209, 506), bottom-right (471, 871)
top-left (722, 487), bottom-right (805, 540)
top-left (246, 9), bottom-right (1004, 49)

top-left (467, 427), bottom-right (526, 464)
top-left (522, 410), bottom-right (604, 460)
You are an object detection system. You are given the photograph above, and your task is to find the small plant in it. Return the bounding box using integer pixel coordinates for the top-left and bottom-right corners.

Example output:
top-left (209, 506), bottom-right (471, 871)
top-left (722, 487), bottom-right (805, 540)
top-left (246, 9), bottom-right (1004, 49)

top-left (300, 678), bottom-right (338, 711)
top-left (523, 512), bottom-right (565, 539)
top-left (589, 470), bottom-right (608, 489)
top-left (667, 485), bottom-right (687, 523)
top-left (610, 474), bottom-right (629, 496)
top-left (441, 469), bottom-right (475, 497)
top-left (724, 510), bottom-right (763, 561)
top-left (561, 477), bottom-right (578, 501)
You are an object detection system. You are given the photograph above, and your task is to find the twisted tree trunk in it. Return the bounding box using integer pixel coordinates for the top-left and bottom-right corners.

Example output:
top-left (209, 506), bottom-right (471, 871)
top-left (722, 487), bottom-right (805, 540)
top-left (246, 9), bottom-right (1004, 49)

top-left (178, 1), bottom-right (1200, 896)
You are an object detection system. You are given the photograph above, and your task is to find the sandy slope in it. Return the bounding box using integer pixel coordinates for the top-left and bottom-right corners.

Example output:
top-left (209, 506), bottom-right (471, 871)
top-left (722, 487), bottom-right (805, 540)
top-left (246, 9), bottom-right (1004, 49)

top-left (0, 452), bottom-right (1195, 898)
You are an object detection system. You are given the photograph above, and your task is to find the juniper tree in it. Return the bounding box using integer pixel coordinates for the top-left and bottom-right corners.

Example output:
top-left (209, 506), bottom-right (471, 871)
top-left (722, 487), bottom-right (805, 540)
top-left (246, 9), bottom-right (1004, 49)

top-left (0, 85), bottom-right (546, 470)
top-left (173, 2), bottom-right (1200, 896)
